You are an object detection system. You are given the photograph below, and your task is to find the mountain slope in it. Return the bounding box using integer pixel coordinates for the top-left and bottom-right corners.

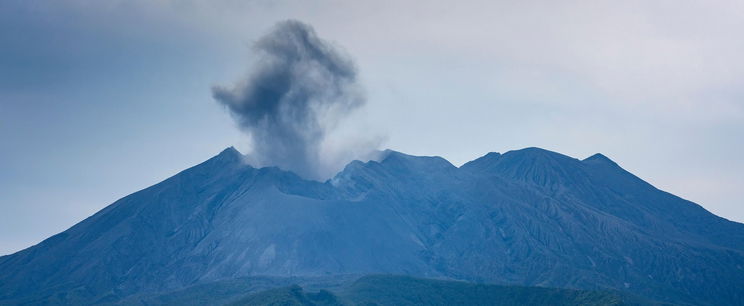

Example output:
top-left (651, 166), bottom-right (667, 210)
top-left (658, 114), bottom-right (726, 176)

top-left (1, 147), bottom-right (743, 305)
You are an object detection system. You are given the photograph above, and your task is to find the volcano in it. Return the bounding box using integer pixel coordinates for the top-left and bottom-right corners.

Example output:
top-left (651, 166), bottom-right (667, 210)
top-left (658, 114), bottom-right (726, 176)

top-left (1, 147), bottom-right (743, 305)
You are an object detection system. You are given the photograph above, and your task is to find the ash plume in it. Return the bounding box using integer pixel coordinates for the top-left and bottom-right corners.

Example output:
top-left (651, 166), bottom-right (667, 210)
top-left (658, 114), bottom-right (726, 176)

top-left (212, 20), bottom-right (370, 180)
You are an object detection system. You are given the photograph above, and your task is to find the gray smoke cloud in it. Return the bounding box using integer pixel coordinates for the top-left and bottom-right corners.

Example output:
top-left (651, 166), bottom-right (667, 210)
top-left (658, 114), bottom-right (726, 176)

top-left (212, 20), bottom-right (368, 180)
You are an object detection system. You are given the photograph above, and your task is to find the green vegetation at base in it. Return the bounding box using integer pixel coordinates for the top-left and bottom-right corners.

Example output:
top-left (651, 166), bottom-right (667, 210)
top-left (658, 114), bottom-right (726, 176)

top-left (228, 285), bottom-right (343, 306)
top-left (228, 275), bottom-right (662, 306)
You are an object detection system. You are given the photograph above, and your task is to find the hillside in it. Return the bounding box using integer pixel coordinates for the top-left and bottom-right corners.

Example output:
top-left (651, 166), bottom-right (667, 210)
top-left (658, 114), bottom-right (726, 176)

top-left (227, 275), bottom-right (651, 306)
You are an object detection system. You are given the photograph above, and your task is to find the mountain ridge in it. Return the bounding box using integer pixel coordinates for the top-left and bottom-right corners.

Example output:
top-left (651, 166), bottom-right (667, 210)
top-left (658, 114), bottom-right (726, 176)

top-left (1, 147), bottom-right (743, 305)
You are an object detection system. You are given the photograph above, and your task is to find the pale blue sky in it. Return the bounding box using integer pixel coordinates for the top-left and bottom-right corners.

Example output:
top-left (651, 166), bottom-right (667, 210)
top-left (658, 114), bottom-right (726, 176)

top-left (2, 0), bottom-right (743, 255)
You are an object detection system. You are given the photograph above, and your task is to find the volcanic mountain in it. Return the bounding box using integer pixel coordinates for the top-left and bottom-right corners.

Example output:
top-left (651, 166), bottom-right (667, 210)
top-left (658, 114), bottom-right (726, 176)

top-left (1, 147), bottom-right (743, 305)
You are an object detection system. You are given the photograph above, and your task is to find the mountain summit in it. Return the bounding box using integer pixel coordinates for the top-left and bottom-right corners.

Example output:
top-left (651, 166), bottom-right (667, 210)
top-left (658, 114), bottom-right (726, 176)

top-left (1, 147), bottom-right (743, 305)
